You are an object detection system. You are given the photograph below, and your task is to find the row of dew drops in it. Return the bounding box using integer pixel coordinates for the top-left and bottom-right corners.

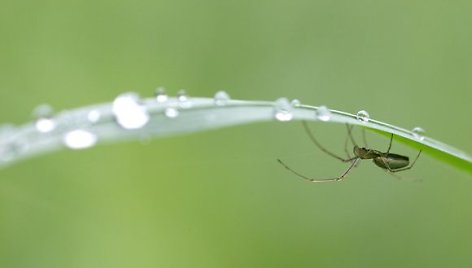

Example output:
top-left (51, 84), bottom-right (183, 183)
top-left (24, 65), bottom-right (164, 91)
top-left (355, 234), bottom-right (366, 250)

top-left (273, 97), bottom-right (426, 140)
top-left (0, 90), bottom-right (425, 163)
top-left (0, 88), bottom-right (232, 162)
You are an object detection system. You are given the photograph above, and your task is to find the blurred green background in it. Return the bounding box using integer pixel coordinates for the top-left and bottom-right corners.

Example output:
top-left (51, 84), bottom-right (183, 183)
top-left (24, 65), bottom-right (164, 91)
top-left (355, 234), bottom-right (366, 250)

top-left (1, 0), bottom-right (471, 267)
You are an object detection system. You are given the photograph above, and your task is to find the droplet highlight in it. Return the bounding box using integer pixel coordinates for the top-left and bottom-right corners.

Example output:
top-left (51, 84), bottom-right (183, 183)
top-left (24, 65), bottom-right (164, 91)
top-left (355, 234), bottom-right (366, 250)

top-left (290, 99), bottom-right (301, 107)
top-left (165, 107), bottom-right (179, 118)
top-left (33, 104), bottom-right (56, 133)
top-left (274, 98), bottom-right (294, 122)
top-left (177, 90), bottom-right (191, 108)
top-left (87, 110), bottom-right (101, 123)
top-left (356, 110), bottom-right (370, 123)
top-left (155, 87), bottom-right (168, 103)
top-left (316, 106), bottom-right (331, 121)
top-left (214, 90), bottom-right (230, 106)
top-left (63, 129), bottom-right (97, 150)
top-left (112, 93), bottom-right (150, 129)
top-left (412, 127), bottom-right (425, 141)
top-left (35, 118), bottom-right (56, 133)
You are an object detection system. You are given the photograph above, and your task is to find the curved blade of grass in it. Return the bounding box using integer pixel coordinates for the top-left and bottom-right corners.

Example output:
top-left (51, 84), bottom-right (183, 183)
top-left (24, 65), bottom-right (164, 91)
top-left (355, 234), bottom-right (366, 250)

top-left (0, 93), bottom-right (470, 173)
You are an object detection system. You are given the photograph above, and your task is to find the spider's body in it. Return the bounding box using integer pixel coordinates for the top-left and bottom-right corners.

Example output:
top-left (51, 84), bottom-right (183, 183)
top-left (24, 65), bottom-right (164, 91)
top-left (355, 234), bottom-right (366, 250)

top-left (277, 122), bottom-right (421, 183)
top-left (354, 146), bottom-right (410, 170)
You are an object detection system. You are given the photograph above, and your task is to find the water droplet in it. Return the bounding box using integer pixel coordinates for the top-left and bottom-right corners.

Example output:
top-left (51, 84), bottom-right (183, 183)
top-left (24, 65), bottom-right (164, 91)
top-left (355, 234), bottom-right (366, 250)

top-left (356, 110), bottom-right (370, 123)
top-left (290, 99), bottom-right (301, 107)
top-left (274, 98), bottom-right (294, 122)
top-left (87, 110), bottom-right (101, 123)
top-left (165, 107), bottom-right (179, 118)
top-left (177, 90), bottom-right (191, 108)
top-left (33, 104), bottom-right (56, 133)
top-left (412, 127), bottom-right (425, 141)
top-left (316, 106), bottom-right (331, 121)
top-left (214, 90), bottom-right (230, 106)
top-left (112, 93), bottom-right (150, 129)
top-left (63, 129), bottom-right (97, 150)
top-left (35, 118), bottom-right (56, 133)
top-left (155, 87), bottom-right (168, 103)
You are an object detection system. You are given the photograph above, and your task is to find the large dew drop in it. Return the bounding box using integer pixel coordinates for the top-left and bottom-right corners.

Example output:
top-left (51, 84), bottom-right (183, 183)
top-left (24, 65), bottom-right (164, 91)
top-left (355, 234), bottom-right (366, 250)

top-left (177, 90), bottom-right (191, 108)
top-left (87, 110), bottom-right (101, 123)
top-left (316, 106), bottom-right (331, 121)
top-left (274, 98), bottom-right (294, 122)
top-left (33, 104), bottom-right (56, 133)
top-left (290, 99), bottom-right (301, 107)
top-left (63, 129), bottom-right (97, 150)
top-left (214, 91), bottom-right (231, 106)
top-left (35, 118), bottom-right (56, 133)
top-left (356, 110), bottom-right (370, 123)
top-left (412, 127), bottom-right (425, 141)
top-left (155, 87), bottom-right (168, 103)
top-left (112, 93), bottom-right (150, 129)
top-left (165, 107), bottom-right (179, 118)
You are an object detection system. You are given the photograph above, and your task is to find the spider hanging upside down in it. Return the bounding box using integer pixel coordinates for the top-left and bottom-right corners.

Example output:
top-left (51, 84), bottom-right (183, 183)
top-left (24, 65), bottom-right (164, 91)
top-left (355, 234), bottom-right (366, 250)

top-left (277, 122), bottom-right (422, 182)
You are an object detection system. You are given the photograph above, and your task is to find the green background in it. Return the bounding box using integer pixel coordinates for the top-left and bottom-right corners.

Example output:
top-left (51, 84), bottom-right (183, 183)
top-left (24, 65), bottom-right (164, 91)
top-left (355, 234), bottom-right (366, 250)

top-left (1, 0), bottom-right (471, 267)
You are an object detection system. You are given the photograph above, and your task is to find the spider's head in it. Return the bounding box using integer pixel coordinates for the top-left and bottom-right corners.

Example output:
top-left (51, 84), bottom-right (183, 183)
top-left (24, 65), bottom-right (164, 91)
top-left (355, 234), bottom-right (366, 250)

top-left (353, 146), bottom-right (376, 159)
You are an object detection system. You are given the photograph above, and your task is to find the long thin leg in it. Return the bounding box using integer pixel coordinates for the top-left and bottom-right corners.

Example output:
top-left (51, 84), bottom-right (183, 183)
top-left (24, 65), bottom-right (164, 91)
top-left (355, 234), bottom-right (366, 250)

top-left (379, 149), bottom-right (422, 174)
top-left (344, 124), bottom-right (354, 159)
top-left (386, 134), bottom-right (393, 154)
top-left (277, 158), bottom-right (360, 183)
top-left (345, 124), bottom-right (362, 167)
top-left (345, 123), bottom-right (358, 147)
top-left (375, 155), bottom-right (403, 179)
top-left (302, 121), bottom-right (354, 162)
top-left (391, 150), bottom-right (422, 173)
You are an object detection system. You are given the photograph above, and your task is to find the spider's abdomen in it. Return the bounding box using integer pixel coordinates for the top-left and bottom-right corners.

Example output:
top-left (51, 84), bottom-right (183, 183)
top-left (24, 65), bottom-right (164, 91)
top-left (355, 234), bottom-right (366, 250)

top-left (373, 153), bottom-right (409, 170)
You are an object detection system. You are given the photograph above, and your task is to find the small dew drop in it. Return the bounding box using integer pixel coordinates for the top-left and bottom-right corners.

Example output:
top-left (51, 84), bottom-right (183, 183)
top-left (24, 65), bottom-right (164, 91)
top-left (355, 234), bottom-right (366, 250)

top-left (356, 110), bottom-right (370, 123)
top-left (35, 118), bottom-right (56, 133)
top-left (33, 104), bottom-right (56, 133)
top-left (316, 106), bottom-right (331, 121)
top-left (214, 90), bottom-right (231, 106)
top-left (112, 93), bottom-right (150, 129)
top-left (155, 87), bottom-right (168, 103)
top-left (412, 127), bottom-right (426, 141)
top-left (274, 98), bottom-right (294, 122)
top-left (290, 99), bottom-right (301, 107)
top-left (177, 90), bottom-right (191, 108)
top-left (87, 110), bottom-right (101, 123)
top-left (63, 129), bottom-right (97, 150)
top-left (165, 107), bottom-right (179, 118)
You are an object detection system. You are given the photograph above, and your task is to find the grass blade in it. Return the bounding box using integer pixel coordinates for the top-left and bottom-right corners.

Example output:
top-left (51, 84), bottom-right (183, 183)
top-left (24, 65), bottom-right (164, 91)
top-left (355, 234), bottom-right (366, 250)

top-left (0, 93), bottom-right (470, 173)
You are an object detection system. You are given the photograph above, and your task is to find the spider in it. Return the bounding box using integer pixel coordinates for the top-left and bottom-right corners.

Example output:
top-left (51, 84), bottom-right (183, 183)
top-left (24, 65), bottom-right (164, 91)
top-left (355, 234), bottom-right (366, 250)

top-left (277, 122), bottom-right (422, 182)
